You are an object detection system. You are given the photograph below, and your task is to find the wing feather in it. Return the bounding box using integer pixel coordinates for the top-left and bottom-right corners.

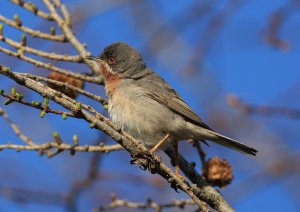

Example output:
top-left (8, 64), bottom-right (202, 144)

top-left (133, 71), bottom-right (213, 131)
top-left (147, 91), bottom-right (212, 130)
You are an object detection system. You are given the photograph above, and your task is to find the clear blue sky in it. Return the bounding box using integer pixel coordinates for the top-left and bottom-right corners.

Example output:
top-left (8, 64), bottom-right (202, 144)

top-left (1, 0), bottom-right (300, 211)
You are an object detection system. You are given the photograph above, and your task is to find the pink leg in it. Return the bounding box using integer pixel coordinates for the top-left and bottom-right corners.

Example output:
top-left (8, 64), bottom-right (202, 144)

top-left (149, 134), bottom-right (170, 154)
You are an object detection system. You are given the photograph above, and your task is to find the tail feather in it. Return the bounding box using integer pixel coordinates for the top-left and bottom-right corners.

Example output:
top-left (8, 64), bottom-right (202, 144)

top-left (209, 131), bottom-right (257, 156)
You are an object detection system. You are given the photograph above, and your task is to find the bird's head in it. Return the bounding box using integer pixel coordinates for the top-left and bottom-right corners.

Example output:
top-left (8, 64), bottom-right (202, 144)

top-left (86, 42), bottom-right (146, 79)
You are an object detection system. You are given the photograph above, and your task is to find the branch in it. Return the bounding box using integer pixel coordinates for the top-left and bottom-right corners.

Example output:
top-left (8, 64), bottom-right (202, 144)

top-left (0, 34), bottom-right (81, 62)
top-left (165, 150), bottom-right (233, 212)
top-left (193, 140), bottom-right (207, 168)
top-left (0, 142), bottom-right (123, 154)
top-left (10, 0), bottom-right (54, 21)
top-left (0, 107), bottom-right (34, 145)
top-left (0, 89), bottom-right (76, 118)
top-left (0, 47), bottom-right (102, 83)
top-left (18, 73), bottom-right (107, 104)
top-left (0, 66), bottom-right (234, 212)
top-left (97, 193), bottom-right (200, 211)
top-left (0, 15), bottom-right (66, 42)
top-left (42, 0), bottom-right (100, 73)
top-left (227, 94), bottom-right (300, 119)
top-left (264, 0), bottom-right (296, 51)
top-left (65, 141), bottom-right (104, 211)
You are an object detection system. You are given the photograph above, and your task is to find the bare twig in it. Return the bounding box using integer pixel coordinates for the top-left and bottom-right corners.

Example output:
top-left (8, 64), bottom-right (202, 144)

top-left (227, 94), bottom-right (300, 119)
top-left (0, 34), bottom-right (81, 62)
top-left (0, 90), bottom-right (75, 118)
top-left (97, 193), bottom-right (201, 211)
top-left (0, 47), bottom-right (102, 83)
top-left (19, 73), bottom-right (107, 104)
top-left (42, 0), bottom-right (100, 73)
top-left (182, 0), bottom-right (243, 75)
top-left (193, 140), bottom-right (207, 168)
top-left (10, 0), bottom-right (54, 21)
top-left (0, 142), bottom-right (123, 154)
top-left (0, 65), bottom-right (234, 212)
top-left (0, 15), bottom-right (66, 42)
top-left (65, 140), bottom-right (105, 211)
top-left (264, 0), bottom-right (298, 51)
top-left (0, 107), bottom-right (34, 145)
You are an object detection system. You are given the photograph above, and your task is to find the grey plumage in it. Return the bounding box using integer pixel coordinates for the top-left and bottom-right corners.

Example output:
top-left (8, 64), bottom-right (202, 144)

top-left (89, 42), bottom-right (257, 156)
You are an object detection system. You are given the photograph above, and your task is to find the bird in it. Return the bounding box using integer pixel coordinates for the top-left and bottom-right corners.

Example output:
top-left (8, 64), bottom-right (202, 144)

top-left (86, 42), bottom-right (257, 175)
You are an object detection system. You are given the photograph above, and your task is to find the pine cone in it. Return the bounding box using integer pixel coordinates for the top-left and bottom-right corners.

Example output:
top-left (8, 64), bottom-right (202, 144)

top-left (47, 72), bottom-right (84, 99)
top-left (202, 157), bottom-right (233, 188)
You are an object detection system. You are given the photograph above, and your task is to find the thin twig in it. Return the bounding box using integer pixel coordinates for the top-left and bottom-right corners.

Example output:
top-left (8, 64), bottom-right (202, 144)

top-left (0, 15), bottom-right (65, 42)
top-left (0, 107), bottom-right (35, 145)
top-left (0, 90), bottom-right (75, 118)
top-left (10, 0), bottom-right (54, 21)
top-left (0, 47), bottom-right (102, 83)
top-left (97, 193), bottom-right (201, 211)
top-left (0, 66), bottom-right (234, 212)
top-left (0, 35), bottom-right (81, 62)
top-left (42, 0), bottom-right (100, 73)
top-left (65, 139), bottom-right (105, 211)
top-left (227, 94), bottom-right (300, 119)
top-left (0, 142), bottom-right (123, 154)
top-left (193, 140), bottom-right (207, 168)
top-left (19, 73), bottom-right (107, 104)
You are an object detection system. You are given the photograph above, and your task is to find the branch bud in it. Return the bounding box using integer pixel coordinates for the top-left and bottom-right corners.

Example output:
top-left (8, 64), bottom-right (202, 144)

top-left (43, 97), bottom-right (49, 107)
top-left (1, 66), bottom-right (10, 72)
top-left (40, 110), bottom-right (46, 118)
top-left (75, 102), bottom-right (81, 111)
top-left (11, 87), bottom-right (15, 96)
top-left (73, 135), bottom-right (78, 145)
top-left (103, 104), bottom-right (109, 110)
top-left (28, 2), bottom-right (38, 14)
top-left (0, 24), bottom-right (3, 36)
top-left (4, 99), bottom-right (13, 105)
top-left (62, 113), bottom-right (67, 120)
top-left (17, 48), bottom-right (24, 56)
top-left (53, 132), bottom-right (62, 145)
top-left (21, 34), bottom-right (27, 46)
top-left (13, 14), bottom-right (22, 27)
top-left (50, 26), bottom-right (56, 35)
top-left (15, 92), bottom-right (24, 100)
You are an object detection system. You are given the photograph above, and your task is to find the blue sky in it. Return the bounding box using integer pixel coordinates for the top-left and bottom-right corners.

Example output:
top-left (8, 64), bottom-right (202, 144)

top-left (1, 0), bottom-right (300, 211)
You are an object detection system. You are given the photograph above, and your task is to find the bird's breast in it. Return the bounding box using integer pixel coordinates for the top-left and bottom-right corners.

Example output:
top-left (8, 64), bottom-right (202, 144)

top-left (104, 74), bottom-right (122, 97)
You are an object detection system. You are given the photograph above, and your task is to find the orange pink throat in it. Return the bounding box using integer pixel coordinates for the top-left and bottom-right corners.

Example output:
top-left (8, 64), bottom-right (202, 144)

top-left (99, 60), bottom-right (121, 96)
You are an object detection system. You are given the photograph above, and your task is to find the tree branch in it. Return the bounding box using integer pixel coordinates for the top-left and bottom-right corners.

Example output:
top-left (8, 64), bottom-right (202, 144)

top-left (97, 193), bottom-right (201, 211)
top-left (10, 0), bottom-right (55, 21)
top-left (0, 66), bottom-right (235, 212)
top-left (0, 34), bottom-right (81, 62)
top-left (0, 107), bottom-right (34, 145)
top-left (0, 47), bottom-right (102, 83)
top-left (0, 15), bottom-right (65, 42)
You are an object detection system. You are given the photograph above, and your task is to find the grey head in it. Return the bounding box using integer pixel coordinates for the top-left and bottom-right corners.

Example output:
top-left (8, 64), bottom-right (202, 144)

top-left (92, 42), bottom-right (147, 79)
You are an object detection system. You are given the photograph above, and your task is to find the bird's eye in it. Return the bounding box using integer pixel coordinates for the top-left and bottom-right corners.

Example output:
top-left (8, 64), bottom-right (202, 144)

top-left (108, 57), bottom-right (117, 65)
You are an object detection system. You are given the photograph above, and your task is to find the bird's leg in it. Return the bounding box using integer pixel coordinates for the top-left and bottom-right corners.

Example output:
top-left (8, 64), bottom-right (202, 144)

top-left (149, 134), bottom-right (170, 154)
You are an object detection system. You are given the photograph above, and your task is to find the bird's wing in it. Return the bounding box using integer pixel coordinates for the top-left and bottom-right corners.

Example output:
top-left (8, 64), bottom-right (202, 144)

top-left (146, 91), bottom-right (213, 130)
top-left (134, 72), bottom-right (213, 131)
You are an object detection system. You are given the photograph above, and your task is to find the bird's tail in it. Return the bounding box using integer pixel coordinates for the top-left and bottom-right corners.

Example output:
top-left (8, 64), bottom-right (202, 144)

top-left (208, 131), bottom-right (257, 156)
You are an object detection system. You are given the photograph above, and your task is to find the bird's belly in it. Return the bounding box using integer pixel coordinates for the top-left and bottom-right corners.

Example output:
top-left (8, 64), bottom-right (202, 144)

top-left (107, 86), bottom-right (181, 148)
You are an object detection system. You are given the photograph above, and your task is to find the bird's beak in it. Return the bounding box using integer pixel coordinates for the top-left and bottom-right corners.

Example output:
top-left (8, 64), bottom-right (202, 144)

top-left (85, 56), bottom-right (100, 61)
top-left (85, 56), bottom-right (104, 74)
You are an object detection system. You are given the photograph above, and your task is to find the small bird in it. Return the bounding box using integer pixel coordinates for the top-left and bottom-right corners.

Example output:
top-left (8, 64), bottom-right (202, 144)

top-left (86, 42), bottom-right (257, 174)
